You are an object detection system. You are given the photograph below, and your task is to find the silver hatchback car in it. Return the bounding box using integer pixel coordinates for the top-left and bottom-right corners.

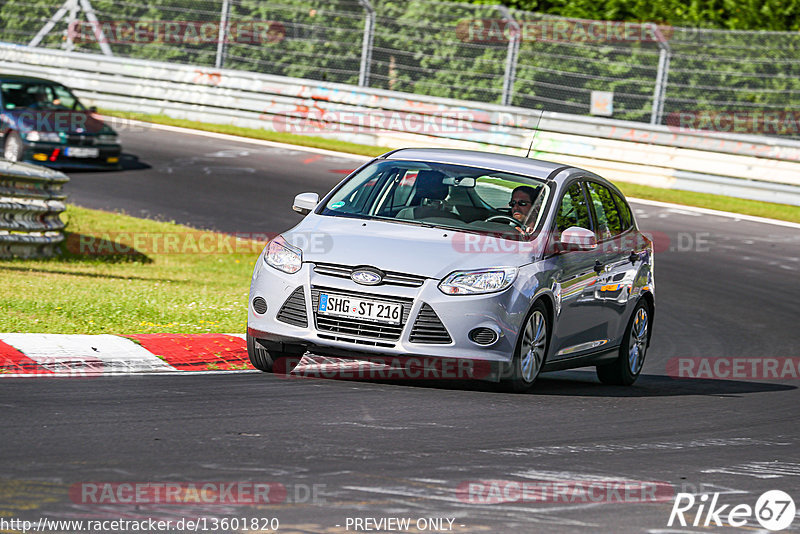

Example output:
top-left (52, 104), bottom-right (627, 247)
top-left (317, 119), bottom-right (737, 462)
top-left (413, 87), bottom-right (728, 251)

top-left (247, 148), bottom-right (654, 391)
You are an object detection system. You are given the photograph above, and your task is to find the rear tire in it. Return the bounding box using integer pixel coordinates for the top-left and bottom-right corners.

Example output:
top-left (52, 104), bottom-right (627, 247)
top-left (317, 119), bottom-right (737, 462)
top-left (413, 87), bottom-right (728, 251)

top-left (246, 333), bottom-right (302, 375)
top-left (501, 300), bottom-right (549, 393)
top-left (596, 300), bottom-right (651, 385)
top-left (3, 131), bottom-right (22, 162)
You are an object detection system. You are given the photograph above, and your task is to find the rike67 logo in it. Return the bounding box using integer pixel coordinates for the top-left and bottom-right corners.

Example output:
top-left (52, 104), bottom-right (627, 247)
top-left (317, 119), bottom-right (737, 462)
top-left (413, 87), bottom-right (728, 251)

top-left (669, 490), bottom-right (795, 531)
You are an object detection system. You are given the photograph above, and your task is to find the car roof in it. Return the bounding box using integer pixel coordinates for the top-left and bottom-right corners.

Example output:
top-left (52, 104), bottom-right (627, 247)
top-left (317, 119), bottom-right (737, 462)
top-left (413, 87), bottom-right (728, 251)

top-left (0, 74), bottom-right (61, 85)
top-left (381, 148), bottom-right (570, 181)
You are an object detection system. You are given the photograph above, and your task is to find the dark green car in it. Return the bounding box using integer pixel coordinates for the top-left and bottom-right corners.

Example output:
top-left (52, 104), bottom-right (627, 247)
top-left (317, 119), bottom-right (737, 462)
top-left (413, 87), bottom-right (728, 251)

top-left (0, 74), bottom-right (121, 169)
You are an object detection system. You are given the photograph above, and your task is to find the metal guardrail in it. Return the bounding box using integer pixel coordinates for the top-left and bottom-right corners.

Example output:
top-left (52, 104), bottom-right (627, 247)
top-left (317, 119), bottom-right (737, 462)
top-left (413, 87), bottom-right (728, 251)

top-left (1, 43), bottom-right (800, 206)
top-left (0, 159), bottom-right (69, 258)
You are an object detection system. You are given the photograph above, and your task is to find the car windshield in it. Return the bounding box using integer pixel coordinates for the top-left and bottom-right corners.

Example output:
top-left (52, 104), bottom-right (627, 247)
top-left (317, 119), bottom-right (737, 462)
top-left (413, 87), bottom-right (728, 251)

top-left (0, 82), bottom-right (85, 111)
top-left (320, 160), bottom-right (551, 238)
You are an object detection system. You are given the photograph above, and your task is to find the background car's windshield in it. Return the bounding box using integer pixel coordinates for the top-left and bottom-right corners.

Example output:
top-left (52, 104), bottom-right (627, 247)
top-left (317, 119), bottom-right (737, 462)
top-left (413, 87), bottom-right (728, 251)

top-left (320, 160), bottom-right (550, 237)
top-left (1, 82), bottom-right (85, 111)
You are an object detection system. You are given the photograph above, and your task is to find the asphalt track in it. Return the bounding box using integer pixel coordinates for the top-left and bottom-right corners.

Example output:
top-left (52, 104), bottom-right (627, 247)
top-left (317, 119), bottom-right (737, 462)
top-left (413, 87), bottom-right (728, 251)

top-left (2, 126), bottom-right (800, 533)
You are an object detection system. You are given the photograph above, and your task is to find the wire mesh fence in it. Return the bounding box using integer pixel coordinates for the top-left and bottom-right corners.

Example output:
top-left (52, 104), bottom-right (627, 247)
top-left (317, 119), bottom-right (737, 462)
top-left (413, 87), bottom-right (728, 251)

top-left (1, 0), bottom-right (798, 134)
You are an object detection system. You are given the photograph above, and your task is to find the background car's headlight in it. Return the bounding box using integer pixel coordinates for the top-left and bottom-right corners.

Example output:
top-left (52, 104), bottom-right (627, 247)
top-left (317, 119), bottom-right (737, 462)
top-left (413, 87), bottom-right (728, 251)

top-left (97, 134), bottom-right (119, 145)
top-left (264, 235), bottom-right (302, 274)
top-left (439, 267), bottom-right (518, 295)
top-left (25, 131), bottom-right (61, 143)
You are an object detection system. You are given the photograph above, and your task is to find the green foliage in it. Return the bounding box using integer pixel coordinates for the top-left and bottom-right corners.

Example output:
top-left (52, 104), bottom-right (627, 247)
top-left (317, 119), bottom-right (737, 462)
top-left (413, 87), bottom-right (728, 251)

top-left (1, 0), bottom-right (797, 129)
top-left (470, 0), bottom-right (800, 31)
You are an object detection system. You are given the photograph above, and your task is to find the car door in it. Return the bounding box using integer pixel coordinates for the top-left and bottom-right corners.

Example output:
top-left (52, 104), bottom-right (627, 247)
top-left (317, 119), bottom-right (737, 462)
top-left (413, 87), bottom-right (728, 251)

top-left (586, 181), bottom-right (650, 342)
top-left (547, 180), bottom-right (609, 360)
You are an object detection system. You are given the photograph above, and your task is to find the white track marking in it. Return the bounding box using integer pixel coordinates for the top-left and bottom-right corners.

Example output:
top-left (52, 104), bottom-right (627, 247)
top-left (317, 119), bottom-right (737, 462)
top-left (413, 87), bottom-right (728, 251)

top-left (0, 333), bottom-right (175, 375)
top-left (630, 198), bottom-right (800, 229)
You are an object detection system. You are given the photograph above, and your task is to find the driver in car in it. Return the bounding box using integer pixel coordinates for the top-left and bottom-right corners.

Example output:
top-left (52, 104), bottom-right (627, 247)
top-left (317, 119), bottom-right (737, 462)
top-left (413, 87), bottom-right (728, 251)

top-left (509, 185), bottom-right (541, 232)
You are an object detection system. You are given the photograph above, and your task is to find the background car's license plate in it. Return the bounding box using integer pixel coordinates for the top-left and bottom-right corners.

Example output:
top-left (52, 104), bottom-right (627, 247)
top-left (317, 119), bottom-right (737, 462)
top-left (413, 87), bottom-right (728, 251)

top-left (319, 293), bottom-right (402, 324)
top-left (66, 147), bottom-right (99, 158)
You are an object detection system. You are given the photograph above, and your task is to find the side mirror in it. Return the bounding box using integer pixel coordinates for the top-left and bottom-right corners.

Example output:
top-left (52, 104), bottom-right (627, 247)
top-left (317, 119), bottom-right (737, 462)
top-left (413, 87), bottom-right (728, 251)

top-left (559, 226), bottom-right (597, 251)
top-left (292, 192), bottom-right (319, 215)
top-left (89, 105), bottom-right (98, 113)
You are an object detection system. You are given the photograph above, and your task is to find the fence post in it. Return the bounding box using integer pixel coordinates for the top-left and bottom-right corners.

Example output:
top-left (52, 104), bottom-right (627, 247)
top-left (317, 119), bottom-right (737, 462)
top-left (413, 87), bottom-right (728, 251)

top-left (649, 23), bottom-right (671, 125)
top-left (357, 0), bottom-right (375, 87)
top-left (78, 0), bottom-right (113, 56)
top-left (215, 0), bottom-right (231, 69)
top-left (496, 6), bottom-right (520, 107)
top-left (64, 0), bottom-right (79, 52)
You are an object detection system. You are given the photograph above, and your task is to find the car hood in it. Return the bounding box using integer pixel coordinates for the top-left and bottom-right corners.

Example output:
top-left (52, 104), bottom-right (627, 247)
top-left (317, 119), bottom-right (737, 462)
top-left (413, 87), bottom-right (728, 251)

top-left (4, 109), bottom-right (112, 135)
top-left (288, 215), bottom-right (543, 279)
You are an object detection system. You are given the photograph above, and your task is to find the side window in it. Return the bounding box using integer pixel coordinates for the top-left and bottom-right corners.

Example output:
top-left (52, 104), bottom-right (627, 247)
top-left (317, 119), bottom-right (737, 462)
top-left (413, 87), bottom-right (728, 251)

top-left (473, 176), bottom-right (511, 209)
top-left (53, 85), bottom-right (81, 110)
top-left (612, 191), bottom-right (634, 231)
top-left (587, 182), bottom-right (622, 240)
top-left (375, 170), bottom-right (417, 215)
top-left (555, 182), bottom-right (591, 237)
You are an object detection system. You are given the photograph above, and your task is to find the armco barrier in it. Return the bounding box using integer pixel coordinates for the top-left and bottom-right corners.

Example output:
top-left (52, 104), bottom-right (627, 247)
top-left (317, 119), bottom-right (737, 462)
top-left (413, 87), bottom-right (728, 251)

top-left (2, 43), bottom-right (800, 206)
top-left (0, 159), bottom-right (69, 258)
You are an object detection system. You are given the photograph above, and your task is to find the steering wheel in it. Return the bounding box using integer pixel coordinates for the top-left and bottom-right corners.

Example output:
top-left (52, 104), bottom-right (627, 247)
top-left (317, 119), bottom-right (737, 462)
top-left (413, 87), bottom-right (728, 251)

top-left (486, 215), bottom-right (526, 230)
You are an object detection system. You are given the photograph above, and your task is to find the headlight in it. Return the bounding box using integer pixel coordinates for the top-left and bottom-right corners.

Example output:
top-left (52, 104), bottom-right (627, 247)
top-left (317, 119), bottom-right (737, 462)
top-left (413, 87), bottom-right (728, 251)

top-left (25, 131), bottom-right (61, 143)
top-left (439, 267), bottom-right (518, 295)
top-left (97, 134), bottom-right (119, 145)
top-left (264, 235), bottom-right (302, 274)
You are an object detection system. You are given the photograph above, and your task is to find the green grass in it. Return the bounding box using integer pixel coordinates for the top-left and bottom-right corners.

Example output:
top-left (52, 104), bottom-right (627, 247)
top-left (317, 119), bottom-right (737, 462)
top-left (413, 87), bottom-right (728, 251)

top-left (0, 206), bottom-right (256, 334)
top-left (100, 109), bottom-right (391, 157)
top-left (102, 109), bottom-right (800, 224)
top-left (615, 182), bottom-right (800, 223)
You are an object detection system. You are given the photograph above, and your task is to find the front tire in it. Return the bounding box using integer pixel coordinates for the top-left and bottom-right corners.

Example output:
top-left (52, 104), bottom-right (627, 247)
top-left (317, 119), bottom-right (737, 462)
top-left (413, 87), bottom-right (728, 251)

top-left (3, 131), bottom-right (23, 162)
top-left (596, 300), bottom-right (651, 385)
top-left (246, 333), bottom-right (302, 375)
top-left (502, 301), bottom-right (549, 393)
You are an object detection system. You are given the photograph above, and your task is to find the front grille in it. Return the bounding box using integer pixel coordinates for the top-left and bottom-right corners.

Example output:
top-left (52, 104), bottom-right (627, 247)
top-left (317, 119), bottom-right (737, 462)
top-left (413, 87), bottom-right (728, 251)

top-left (276, 287), bottom-right (308, 327)
top-left (318, 333), bottom-right (395, 348)
top-left (409, 303), bottom-right (452, 344)
top-left (313, 263), bottom-right (426, 287)
top-left (66, 135), bottom-right (95, 146)
top-left (311, 287), bottom-right (412, 342)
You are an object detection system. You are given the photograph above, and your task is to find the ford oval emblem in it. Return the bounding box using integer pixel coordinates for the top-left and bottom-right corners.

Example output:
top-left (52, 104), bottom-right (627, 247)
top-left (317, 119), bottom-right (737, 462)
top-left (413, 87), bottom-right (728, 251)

top-left (351, 268), bottom-right (383, 286)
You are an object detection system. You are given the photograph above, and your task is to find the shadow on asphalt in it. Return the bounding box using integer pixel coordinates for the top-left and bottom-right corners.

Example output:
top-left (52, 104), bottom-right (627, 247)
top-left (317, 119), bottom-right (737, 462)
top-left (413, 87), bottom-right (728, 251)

top-left (60, 152), bottom-right (151, 174)
top-left (277, 367), bottom-right (796, 397)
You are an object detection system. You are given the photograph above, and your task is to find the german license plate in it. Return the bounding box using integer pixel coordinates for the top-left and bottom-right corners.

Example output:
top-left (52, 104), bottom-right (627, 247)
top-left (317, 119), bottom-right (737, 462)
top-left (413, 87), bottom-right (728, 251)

top-left (65, 147), bottom-right (99, 158)
top-left (318, 293), bottom-right (402, 324)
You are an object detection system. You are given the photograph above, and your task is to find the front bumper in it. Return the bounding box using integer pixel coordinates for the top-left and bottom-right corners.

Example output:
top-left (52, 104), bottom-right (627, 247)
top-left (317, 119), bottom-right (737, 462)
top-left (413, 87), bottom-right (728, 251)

top-left (248, 259), bottom-right (530, 370)
top-left (22, 141), bottom-right (122, 169)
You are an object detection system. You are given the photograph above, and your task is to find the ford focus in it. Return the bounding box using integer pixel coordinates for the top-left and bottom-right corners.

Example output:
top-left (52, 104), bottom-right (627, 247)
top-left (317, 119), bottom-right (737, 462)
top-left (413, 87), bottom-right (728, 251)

top-left (247, 148), bottom-right (654, 391)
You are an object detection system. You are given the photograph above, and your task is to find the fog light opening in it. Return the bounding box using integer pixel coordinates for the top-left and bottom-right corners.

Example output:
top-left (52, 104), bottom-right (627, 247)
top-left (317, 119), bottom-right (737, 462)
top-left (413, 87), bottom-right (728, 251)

top-left (252, 296), bottom-right (268, 315)
top-left (469, 327), bottom-right (498, 346)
